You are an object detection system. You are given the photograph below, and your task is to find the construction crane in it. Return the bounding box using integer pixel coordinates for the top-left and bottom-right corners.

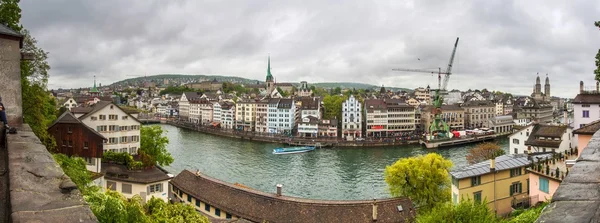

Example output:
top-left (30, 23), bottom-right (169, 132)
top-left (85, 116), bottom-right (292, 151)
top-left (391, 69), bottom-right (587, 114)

top-left (393, 37), bottom-right (459, 139)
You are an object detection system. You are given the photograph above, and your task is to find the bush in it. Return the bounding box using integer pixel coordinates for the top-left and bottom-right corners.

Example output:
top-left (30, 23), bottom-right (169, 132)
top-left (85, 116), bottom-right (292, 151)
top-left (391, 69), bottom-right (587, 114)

top-left (416, 199), bottom-right (498, 223)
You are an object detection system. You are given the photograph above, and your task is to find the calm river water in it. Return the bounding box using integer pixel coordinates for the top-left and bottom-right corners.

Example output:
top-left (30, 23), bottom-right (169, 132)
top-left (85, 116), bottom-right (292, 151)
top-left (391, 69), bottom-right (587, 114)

top-left (158, 124), bottom-right (508, 200)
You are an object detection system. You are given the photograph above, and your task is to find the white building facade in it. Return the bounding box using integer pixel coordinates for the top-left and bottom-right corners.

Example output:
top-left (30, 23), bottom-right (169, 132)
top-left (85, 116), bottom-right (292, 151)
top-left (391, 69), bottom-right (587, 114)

top-left (267, 99), bottom-right (296, 135)
top-left (79, 102), bottom-right (141, 154)
top-left (342, 95), bottom-right (363, 140)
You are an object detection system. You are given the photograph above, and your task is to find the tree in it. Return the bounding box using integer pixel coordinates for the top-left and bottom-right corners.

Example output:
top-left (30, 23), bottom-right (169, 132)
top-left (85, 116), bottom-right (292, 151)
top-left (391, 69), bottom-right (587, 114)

top-left (322, 94), bottom-right (347, 120)
top-left (145, 197), bottom-right (209, 222)
top-left (595, 21), bottom-right (600, 81)
top-left (466, 142), bottom-right (505, 165)
top-left (53, 154), bottom-right (91, 188)
top-left (140, 125), bottom-right (174, 166)
top-left (0, 0), bottom-right (22, 31)
top-left (416, 199), bottom-right (498, 223)
top-left (333, 87), bottom-right (342, 95)
top-left (384, 153), bottom-right (453, 211)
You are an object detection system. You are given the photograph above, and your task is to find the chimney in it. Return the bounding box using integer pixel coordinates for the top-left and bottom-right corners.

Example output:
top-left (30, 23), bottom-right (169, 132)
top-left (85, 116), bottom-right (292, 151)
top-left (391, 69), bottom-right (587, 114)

top-left (580, 81), bottom-right (584, 93)
top-left (490, 158), bottom-right (496, 171)
top-left (372, 199), bottom-right (378, 221)
top-left (563, 110), bottom-right (568, 125)
top-left (276, 184), bottom-right (282, 196)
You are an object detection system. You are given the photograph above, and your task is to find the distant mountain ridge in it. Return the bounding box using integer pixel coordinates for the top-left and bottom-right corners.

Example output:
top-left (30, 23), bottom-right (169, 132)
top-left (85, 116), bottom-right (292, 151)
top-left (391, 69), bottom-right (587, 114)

top-left (109, 74), bottom-right (412, 91)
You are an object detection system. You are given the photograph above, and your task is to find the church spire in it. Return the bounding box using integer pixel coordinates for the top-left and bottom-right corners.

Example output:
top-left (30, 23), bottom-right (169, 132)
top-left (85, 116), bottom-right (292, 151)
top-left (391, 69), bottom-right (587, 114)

top-left (90, 75), bottom-right (99, 93)
top-left (266, 56), bottom-right (274, 82)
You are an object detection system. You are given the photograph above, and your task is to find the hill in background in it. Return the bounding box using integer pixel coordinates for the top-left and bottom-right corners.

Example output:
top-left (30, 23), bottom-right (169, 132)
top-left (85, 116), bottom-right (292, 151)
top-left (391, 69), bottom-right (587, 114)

top-left (109, 74), bottom-right (413, 92)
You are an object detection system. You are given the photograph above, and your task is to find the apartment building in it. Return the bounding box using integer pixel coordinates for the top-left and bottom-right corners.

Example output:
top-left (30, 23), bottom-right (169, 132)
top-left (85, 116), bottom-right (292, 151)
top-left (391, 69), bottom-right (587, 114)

top-left (572, 81), bottom-right (600, 147)
top-left (318, 119), bottom-right (338, 137)
top-left (489, 115), bottom-right (514, 134)
top-left (267, 98), bottom-right (296, 135)
top-left (414, 86), bottom-right (431, 105)
top-left (235, 99), bottom-right (257, 132)
top-left (78, 101), bottom-right (141, 155)
top-left (385, 99), bottom-right (416, 136)
top-left (298, 97), bottom-right (322, 119)
top-left (178, 92), bottom-right (200, 122)
top-left (342, 95), bottom-right (362, 140)
top-left (220, 102), bottom-right (235, 129)
top-left (462, 100), bottom-right (496, 129)
top-left (515, 97), bottom-right (553, 124)
top-left (450, 155), bottom-right (531, 216)
top-left (509, 124), bottom-right (571, 155)
top-left (364, 99), bottom-right (388, 138)
top-left (297, 116), bottom-right (319, 137)
top-left (213, 102), bottom-right (222, 124)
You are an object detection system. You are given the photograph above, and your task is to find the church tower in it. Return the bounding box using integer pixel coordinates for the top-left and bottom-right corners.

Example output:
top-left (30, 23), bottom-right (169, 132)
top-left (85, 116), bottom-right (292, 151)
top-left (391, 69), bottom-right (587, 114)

top-left (265, 56), bottom-right (275, 94)
top-left (544, 74), bottom-right (550, 99)
top-left (90, 75), bottom-right (100, 97)
top-left (535, 74), bottom-right (541, 94)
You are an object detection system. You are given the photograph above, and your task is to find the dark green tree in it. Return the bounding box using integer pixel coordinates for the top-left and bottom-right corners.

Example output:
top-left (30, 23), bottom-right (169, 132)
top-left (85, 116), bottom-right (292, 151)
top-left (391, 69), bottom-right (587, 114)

top-left (0, 0), bottom-right (21, 31)
top-left (140, 125), bottom-right (174, 166)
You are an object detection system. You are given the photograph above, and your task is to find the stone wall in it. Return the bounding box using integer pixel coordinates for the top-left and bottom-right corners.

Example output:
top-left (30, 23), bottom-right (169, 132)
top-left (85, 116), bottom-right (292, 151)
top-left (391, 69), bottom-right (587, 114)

top-left (0, 37), bottom-right (23, 126)
top-left (7, 124), bottom-right (97, 222)
top-left (536, 130), bottom-right (600, 222)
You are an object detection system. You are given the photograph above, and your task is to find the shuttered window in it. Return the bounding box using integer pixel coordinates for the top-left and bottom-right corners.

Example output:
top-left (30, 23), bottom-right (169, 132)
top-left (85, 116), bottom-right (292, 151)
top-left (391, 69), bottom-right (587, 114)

top-left (539, 177), bottom-right (550, 193)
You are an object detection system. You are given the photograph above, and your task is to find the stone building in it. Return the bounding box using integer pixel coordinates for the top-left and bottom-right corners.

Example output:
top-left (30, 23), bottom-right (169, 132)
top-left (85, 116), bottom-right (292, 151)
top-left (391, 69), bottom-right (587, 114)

top-left (364, 99), bottom-right (415, 138)
top-left (531, 74), bottom-right (551, 102)
top-left (0, 23), bottom-right (24, 125)
top-left (414, 86), bottom-right (431, 105)
top-left (515, 97), bottom-right (553, 124)
top-left (296, 81), bottom-right (312, 97)
top-left (462, 100), bottom-right (496, 129)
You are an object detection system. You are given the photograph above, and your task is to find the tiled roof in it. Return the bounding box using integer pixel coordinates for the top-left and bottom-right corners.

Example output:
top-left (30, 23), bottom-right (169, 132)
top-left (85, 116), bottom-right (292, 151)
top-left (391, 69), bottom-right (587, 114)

top-left (573, 119), bottom-right (600, 135)
top-left (101, 163), bottom-right (172, 184)
top-left (300, 116), bottom-right (319, 124)
top-left (0, 23), bottom-right (22, 38)
top-left (70, 107), bottom-right (92, 113)
top-left (77, 101), bottom-right (141, 123)
top-left (299, 97), bottom-right (320, 110)
top-left (171, 170), bottom-right (415, 223)
top-left (524, 124), bottom-right (567, 148)
top-left (450, 154), bottom-right (531, 179)
top-left (572, 94), bottom-right (600, 104)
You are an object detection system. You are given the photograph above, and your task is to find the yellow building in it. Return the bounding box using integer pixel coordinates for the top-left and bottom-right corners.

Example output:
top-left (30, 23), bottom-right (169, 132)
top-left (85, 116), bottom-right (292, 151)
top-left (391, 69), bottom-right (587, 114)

top-left (450, 155), bottom-right (531, 216)
top-left (235, 99), bottom-right (257, 131)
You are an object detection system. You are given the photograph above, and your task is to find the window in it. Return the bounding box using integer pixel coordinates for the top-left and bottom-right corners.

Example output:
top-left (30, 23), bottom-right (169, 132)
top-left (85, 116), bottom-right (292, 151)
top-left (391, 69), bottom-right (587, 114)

top-left (510, 168), bottom-right (522, 177)
top-left (215, 208), bottom-right (221, 217)
top-left (109, 115), bottom-right (118, 120)
top-left (107, 181), bottom-right (116, 191)
top-left (514, 148), bottom-right (518, 154)
top-left (205, 204), bottom-right (211, 212)
top-left (62, 140), bottom-right (66, 146)
top-left (84, 142), bottom-right (89, 149)
top-left (109, 138), bottom-right (118, 144)
top-left (91, 116), bottom-right (97, 121)
top-left (583, 110), bottom-right (590, 118)
top-left (129, 147), bottom-right (137, 154)
top-left (122, 184), bottom-right (132, 194)
top-left (473, 191), bottom-right (482, 204)
top-left (68, 140), bottom-right (73, 147)
top-left (97, 125), bottom-right (107, 132)
top-left (120, 136), bottom-right (128, 143)
top-left (122, 116), bottom-right (128, 120)
top-left (226, 213), bottom-right (232, 219)
top-left (84, 157), bottom-right (94, 166)
top-left (148, 183), bottom-right (162, 193)
top-left (512, 139), bottom-right (519, 144)
top-left (120, 126), bottom-right (128, 131)
top-left (509, 182), bottom-right (523, 196)
top-left (67, 126), bottom-right (72, 133)
top-left (109, 125), bottom-right (119, 131)
top-left (471, 176), bottom-right (481, 186)
top-left (99, 115), bottom-right (106, 120)
top-left (582, 104), bottom-right (591, 107)
top-left (539, 177), bottom-right (549, 193)
top-left (187, 194), bottom-right (192, 202)
top-left (196, 200), bottom-right (200, 207)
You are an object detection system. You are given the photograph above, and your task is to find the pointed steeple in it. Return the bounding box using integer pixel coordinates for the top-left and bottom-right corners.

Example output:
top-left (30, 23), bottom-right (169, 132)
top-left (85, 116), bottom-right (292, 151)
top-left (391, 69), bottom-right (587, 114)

top-left (90, 75), bottom-right (99, 93)
top-left (266, 56), bottom-right (274, 82)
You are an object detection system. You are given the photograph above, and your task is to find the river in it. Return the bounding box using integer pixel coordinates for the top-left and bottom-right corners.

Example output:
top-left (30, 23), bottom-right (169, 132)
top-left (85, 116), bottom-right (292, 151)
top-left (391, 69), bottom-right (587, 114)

top-left (158, 124), bottom-right (508, 200)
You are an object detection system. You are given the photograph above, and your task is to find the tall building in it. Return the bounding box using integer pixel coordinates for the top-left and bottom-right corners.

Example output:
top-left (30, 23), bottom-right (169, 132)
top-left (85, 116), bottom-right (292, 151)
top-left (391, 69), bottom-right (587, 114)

top-left (254, 99), bottom-right (269, 133)
top-left (235, 99), bottom-right (257, 132)
top-left (220, 102), bottom-right (236, 129)
top-left (571, 81), bottom-right (600, 148)
top-left (462, 100), bottom-right (496, 129)
top-left (421, 105), bottom-right (465, 131)
top-left (364, 99), bottom-right (415, 138)
top-left (266, 56), bottom-right (276, 96)
top-left (342, 95), bottom-right (362, 140)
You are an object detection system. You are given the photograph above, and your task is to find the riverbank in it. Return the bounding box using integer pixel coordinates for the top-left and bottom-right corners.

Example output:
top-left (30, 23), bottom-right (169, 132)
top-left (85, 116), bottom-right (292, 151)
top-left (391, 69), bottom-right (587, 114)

top-left (166, 121), bottom-right (420, 148)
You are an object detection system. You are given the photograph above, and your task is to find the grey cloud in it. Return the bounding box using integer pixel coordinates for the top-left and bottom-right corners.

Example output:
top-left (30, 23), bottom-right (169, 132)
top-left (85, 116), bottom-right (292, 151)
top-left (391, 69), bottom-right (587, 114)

top-left (18, 0), bottom-right (600, 97)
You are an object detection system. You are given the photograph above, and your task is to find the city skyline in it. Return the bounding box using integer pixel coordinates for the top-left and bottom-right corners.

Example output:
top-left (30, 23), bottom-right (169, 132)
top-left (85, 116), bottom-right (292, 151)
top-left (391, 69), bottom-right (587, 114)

top-left (19, 0), bottom-right (600, 98)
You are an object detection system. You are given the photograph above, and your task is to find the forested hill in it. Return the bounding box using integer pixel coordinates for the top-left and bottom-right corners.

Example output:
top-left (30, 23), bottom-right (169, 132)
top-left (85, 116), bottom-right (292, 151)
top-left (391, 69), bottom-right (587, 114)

top-left (109, 74), bottom-right (412, 91)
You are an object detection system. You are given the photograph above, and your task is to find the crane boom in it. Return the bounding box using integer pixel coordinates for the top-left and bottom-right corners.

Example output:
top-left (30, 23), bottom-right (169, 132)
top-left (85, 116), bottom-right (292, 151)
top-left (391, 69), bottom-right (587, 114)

top-left (441, 37), bottom-right (459, 91)
top-left (391, 68), bottom-right (449, 75)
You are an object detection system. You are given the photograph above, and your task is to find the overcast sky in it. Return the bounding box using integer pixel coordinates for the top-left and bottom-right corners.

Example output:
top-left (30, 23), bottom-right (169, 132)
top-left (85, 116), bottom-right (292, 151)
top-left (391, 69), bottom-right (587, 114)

top-left (19, 0), bottom-right (600, 98)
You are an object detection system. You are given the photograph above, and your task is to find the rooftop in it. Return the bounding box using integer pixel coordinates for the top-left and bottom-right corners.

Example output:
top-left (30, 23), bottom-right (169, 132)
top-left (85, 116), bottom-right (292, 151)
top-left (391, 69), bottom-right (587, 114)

top-left (101, 162), bottom-right (172, 184)
top-left (572, 93), bottom-right (600, 104)
top-left (171, 170), bottom-right (415, 223)
top-left (450, 154), bottom-right (531, 179)
top-left (573, 119), bottom-right (600, 135)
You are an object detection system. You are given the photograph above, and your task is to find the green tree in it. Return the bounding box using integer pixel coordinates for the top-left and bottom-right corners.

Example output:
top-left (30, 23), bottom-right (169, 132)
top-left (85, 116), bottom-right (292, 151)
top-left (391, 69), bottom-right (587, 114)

top-left (145, 197), bottom-right (209, 222)
top-left (333, 87), bottom-right (342, 95)
top-left (53, 154), bottom-right (91, 188)
top-left (384, 153), bottom-right (453, 211)
top-left (595, 21), bottom-right (600, 81)
top-left (416, 199), bottom-right (498, 223)
top-left (466, 142), bottom-right (506, 165)
top-left (322, 94), bottom-right (347, 120)
top-left (0, 0), bottom-right (21, 31)
top-left (140, 125), bottom-right (174, 166)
